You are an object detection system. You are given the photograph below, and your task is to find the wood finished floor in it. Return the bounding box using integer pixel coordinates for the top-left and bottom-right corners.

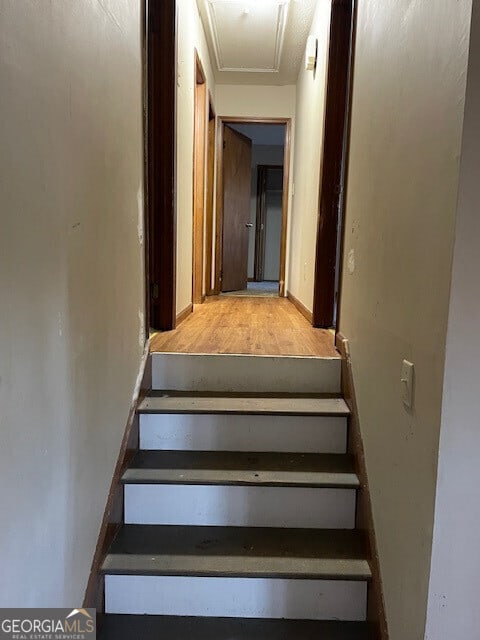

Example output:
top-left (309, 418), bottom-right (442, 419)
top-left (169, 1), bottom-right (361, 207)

top-left (150, 296), bottom-right (338, 357)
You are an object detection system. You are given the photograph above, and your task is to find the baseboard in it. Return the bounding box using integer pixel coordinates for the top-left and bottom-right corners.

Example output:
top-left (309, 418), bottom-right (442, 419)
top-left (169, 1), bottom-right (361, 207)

top-left (335, 333), bottom-right (389, 640)
top-left (176, 303), bottom-right (193, 327)
top-left (83, 340), bottom-right (152, 612)
top-left (287, 290), bottom-right (313, 324)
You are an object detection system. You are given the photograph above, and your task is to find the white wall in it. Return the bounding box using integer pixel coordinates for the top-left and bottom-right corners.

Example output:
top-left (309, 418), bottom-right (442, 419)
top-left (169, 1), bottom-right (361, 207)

top-left (247, 145), bottom-right (285, 278)
top-left (0, 0), bottom-right (144, 606)
top-left (287, 0), bottom-right (331, 311)
top-left (215, 85), bottom-right (296, 120)
top-left (176, 0), bottom-right (216, 314)
top-left (337, 1), bottom-right (472, 638)
top-left (426, 3), bottom-right (479, 637)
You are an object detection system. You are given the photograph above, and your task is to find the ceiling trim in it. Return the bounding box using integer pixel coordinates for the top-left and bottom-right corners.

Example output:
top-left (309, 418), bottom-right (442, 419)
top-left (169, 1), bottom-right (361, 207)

top-left (205, 0), bottom-right (291, 73)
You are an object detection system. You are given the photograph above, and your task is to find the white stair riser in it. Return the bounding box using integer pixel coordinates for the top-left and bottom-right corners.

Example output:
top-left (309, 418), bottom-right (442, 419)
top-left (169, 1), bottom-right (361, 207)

top-left (152, 353), bottom-right (341, 394)
top-left (140, 414), bottom-right (347, 453)
top-left (124, 485), bottom-right (356, 528)
top-left (105, 575), bottom-right (367, 620)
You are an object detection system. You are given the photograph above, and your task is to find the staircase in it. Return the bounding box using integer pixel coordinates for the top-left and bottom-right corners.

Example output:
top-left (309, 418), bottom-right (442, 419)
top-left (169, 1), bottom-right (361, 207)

top-left (97, 352), bottom-right (376, 639)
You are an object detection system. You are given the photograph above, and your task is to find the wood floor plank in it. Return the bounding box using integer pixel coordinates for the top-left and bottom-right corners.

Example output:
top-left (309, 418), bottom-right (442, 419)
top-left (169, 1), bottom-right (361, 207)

top-left (150, 297), bottom-right (338, 357)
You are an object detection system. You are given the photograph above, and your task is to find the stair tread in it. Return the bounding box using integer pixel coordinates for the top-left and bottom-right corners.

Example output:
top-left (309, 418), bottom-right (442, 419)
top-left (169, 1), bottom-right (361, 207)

top-left (138, 393), bottom-right (350, 416)
top-left (97, 615), bottom-right (375, 639)
top-left (101, 525), bottom-right (371, 580)
top-left (122, 451), bottom-right (359, 488)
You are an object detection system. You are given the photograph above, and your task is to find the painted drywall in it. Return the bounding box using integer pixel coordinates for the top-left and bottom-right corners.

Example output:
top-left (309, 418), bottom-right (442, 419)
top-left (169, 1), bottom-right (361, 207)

top-left (176, 0), bottom-right (216, 314)
top-left (0, 0), bottom-right (144, 606)
top-left (287, 0), bottom-right (331, 312)
top-left (425, 4), bottom-right (479, 638)
top-left (215, 85), bottom-right (296, 120)
top-left (246, 145), bottom-right (285, 278)
top-left (337, 1), bottom-right (472, 638)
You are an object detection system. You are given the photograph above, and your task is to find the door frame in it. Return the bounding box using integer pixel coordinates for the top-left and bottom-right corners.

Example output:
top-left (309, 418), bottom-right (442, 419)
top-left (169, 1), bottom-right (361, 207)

top-left (254, 164), bottom-right (284, 282)
top-left (145, 0), bottom-right (177, 331)
top-left (204, 94), bottom-right (216, 296)
top-left (213, 116), bottom-right (291, 297)
top-left (313, 0), bottom-right (357, 329)
top-left (193, 50), bottom-right (207, 305)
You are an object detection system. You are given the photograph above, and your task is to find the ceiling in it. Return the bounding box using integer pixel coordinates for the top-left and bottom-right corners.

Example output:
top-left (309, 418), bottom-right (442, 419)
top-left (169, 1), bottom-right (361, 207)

top-left (196, 0), bottom-right (318, 86)
top-left (228, 123), bottom-right (286, 146)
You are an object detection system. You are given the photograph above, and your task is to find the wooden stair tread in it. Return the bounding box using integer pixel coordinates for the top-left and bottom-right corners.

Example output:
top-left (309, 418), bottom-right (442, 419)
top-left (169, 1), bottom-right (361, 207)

top-left (97, 615), bottom-right (375, 639)
top-left (122, 451), bottom-right (359, 488)
top-left (101, 525), bottom-right (371, 580)
top-left (138, 393), bottom-right (350, 416)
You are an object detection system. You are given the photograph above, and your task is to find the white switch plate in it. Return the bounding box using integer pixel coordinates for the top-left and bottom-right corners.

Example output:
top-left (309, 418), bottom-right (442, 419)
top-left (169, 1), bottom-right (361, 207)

top-left (401, 360), bottom-right (415, 409)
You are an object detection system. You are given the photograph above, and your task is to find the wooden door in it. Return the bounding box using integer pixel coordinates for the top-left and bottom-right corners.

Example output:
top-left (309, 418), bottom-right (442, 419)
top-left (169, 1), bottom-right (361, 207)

top-left (222, 126), bottom-right (252, 292)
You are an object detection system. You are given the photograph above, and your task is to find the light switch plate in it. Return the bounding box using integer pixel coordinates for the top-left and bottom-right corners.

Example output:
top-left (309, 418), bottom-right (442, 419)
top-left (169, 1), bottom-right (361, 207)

top-left (401, 360), bottom-right (415, 409)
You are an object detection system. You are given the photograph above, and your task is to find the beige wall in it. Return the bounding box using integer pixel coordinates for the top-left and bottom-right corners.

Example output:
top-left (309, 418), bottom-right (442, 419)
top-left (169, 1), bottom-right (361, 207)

top-left (287, 0), bottom-right (331, 312)
top-left (215, 85), bottom-right (296, 119)
top-left (0, 0), bottom-right (144, 606)
top-left (338, 1), bottom-right (472, 638)
top-left (426, 3), bottom-right (479, 637)
top-left (176, 0), bottom-right (216, 315)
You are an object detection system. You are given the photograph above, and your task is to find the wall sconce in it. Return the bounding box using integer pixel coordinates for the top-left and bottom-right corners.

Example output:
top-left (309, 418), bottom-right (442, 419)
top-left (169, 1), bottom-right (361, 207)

top-left (305, 35), bottom-right (318, 71)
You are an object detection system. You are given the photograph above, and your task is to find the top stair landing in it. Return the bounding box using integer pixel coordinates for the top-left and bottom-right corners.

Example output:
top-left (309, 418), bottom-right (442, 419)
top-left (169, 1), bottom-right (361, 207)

top-left (152, 353), bottom-right (341, 394)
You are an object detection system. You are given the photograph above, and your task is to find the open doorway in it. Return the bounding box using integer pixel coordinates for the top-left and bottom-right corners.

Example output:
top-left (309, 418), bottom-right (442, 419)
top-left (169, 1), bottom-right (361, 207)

top-left (212, 118), bottom-right (291, 298)
top-left (145, 0), bottom-right (356, 333)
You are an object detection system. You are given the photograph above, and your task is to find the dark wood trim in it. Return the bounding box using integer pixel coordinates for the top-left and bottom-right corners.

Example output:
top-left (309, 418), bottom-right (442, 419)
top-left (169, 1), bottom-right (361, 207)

top-left (214, 117), bottom-right (291, 298)
top-left (193, 50), bottom-right (207, 305)
top-left (313, 0), bottom-right (356, 328)
top-left (205, 96), bottom-right (216, 296)
top-left (146, 0), bottom-right (177, 330)
top-left (287, 290), bottom-right (313, 324)
top-left (335, 0), bottom-right (358, 334)
top-left (176, 303), bottom-right (193, 326)
top-left (83, 342), bottom-right (152, 612)
top-left (213, 117), bottom-right (223, 294)
top-left (279, 120), bottom-right (291, 298)
top-left (141, 0), bottom-right (150, 335)
top-left (336, 333), bottom-right (389, 640)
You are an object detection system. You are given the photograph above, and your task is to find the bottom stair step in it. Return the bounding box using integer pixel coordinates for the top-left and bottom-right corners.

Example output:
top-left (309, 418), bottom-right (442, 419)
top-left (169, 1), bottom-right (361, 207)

top-left (97, 615), bottom-right (375, 639)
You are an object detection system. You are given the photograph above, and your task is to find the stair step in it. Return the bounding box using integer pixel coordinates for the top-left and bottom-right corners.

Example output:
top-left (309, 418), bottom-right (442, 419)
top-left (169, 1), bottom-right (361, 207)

top-left (140, 413), bottom-right (347, 453)
top-left (122, 451), bottom-right (359, 488)
top-left (152, 352), bottom-right (341, 394)
top-left (138, 392), bottom-right (350, 416)
top-left (98, 614), bottom-right (375, 639)
top-left (101, 525), bottom-right (371, 580)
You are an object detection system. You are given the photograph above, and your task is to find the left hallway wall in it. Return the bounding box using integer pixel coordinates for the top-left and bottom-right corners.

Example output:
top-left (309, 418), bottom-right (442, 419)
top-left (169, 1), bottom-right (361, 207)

top-left (176, 0), bottom-right (216, 315)
top-left (0, 0), bottom-right (145, 606)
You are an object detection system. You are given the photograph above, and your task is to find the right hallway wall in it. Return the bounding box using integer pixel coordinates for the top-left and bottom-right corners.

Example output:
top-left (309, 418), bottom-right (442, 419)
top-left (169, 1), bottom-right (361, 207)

top-left (287, 0), bottom-right (331, 312)
top-left (426, 2), bottom-right (480, 637)
top-left (337, 1), bottom-right (473, 639)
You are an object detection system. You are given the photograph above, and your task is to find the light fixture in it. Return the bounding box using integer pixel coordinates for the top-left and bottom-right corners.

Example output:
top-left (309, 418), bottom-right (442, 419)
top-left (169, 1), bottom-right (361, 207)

top-left (305, 35), bottom-right (318, 71)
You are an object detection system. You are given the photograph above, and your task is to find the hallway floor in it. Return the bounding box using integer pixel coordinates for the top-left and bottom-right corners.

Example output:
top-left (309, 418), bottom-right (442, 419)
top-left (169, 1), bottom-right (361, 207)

top-left (221, 281), bottom-right (279, 298)
top-left (150, 296), bottom-right (338, 357)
